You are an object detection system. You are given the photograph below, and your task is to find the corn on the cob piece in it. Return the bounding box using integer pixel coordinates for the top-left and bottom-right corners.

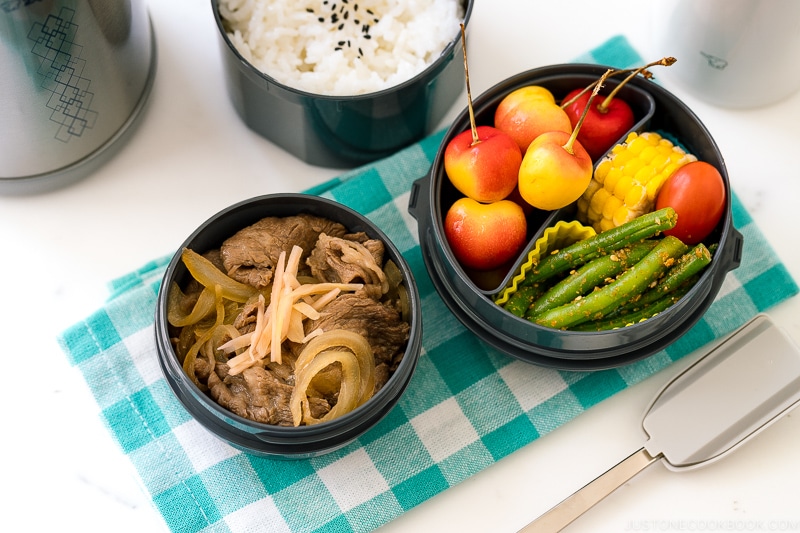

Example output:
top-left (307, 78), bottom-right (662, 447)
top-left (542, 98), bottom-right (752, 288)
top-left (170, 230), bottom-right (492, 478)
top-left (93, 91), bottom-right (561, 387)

top-left (576, 131), bottom-right (697, 233)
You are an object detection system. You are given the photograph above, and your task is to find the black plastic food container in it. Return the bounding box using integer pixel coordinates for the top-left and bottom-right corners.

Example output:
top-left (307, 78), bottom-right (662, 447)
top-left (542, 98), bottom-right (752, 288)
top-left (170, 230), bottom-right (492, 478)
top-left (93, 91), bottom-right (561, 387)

top-left (155, 194), bottom-right (422, 458)
top-left (408, 64), bottom-right (744, 370)
top-left (211, 0), bottom-right (474, 169)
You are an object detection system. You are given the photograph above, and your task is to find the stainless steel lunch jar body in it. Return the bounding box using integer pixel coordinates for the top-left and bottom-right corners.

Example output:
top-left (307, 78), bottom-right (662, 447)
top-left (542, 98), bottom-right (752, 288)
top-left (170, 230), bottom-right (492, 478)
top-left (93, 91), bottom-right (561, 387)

top-left (1, 0), bottom-right (156, 193)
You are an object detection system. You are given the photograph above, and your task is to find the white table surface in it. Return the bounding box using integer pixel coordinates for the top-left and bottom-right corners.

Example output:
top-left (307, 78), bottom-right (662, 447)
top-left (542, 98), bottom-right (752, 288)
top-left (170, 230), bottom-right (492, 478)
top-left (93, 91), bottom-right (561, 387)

top-left (3, 1), bottom-right (799, 532)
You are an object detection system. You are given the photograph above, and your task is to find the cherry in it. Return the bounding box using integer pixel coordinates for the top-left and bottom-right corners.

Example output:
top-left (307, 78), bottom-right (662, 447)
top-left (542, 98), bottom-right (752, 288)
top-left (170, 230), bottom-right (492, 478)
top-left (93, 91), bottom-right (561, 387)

top-left (561, 58), bottom-right (676, 161)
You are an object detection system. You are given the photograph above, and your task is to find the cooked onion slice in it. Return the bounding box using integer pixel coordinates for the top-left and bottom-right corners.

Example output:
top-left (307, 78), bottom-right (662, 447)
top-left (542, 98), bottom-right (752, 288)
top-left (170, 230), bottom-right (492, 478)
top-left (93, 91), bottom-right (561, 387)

top-left (290, 350), bottom-right (361, 426)
top-left (167, 283), bottom-right (216, 327)
top-left (181, 248), bottom-right (258, 303)
top-left (182, 284), bottom-right (226, 389)
top-left (290, 329), bottom-right (376, 426)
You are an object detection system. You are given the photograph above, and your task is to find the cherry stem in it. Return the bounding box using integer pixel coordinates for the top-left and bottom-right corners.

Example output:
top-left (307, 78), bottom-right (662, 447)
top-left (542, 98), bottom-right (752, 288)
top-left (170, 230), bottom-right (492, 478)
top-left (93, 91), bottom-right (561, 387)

top-left (458, 24), bottom-right (480, 146)
top-left (563, 69), bottom-right (612, 155)
top-left (598, 57), bottom-right (676, 113)
top-left (559, 57), bottom-right (675, 111)
top-left (559, 69), bottom-right (632, 109)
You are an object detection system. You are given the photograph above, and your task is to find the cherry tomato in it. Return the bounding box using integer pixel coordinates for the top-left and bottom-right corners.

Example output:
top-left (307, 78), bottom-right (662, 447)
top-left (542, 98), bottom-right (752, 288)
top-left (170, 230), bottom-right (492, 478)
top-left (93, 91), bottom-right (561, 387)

top-left (655, 161), bottom-right (726, 245)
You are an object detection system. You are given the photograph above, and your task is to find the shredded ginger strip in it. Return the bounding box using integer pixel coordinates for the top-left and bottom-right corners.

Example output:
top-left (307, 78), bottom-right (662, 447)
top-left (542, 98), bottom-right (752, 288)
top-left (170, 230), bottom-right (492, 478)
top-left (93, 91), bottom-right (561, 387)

top-left (221, 245), bottom-right (363, 374)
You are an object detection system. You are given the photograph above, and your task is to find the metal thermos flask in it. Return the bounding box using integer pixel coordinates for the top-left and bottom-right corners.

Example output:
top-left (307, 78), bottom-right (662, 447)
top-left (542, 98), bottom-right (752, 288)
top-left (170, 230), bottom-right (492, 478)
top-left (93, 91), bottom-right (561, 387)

top-left (1, 0), bottom-right (156, 193)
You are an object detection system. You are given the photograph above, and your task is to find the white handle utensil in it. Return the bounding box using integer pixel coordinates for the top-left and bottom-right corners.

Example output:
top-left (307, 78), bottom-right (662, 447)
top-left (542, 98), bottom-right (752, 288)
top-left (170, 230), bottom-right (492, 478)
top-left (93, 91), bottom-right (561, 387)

top-left (520, 314), bottom-right (800, 532)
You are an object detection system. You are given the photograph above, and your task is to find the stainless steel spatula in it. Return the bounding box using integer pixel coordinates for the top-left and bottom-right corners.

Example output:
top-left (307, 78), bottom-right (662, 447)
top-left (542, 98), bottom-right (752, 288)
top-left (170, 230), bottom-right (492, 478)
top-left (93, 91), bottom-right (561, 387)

top-left (520, 314), bottom-right (800, 532)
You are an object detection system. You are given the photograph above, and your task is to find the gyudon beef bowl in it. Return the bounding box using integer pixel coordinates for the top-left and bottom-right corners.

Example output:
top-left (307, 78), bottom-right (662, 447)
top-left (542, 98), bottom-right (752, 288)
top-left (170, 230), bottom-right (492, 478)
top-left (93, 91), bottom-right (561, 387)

top-left (211, 0), bottom-right (474, 168)
top-left (155, 194), bottom-right (421, 458)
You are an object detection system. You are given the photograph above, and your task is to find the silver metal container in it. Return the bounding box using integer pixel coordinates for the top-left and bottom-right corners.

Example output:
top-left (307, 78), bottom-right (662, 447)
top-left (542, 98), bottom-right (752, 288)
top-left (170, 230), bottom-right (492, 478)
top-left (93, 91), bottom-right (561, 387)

top-left (1, 0), bottom-right (157, 194)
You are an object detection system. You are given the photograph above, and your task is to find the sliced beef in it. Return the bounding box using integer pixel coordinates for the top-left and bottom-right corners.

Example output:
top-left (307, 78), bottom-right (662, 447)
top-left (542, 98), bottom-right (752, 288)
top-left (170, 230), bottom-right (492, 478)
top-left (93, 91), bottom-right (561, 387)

top-left (307, 233), bottom-right (387, 300)
top-left (232, 297), bottom-right (259, 331)
top-left (203, 248), bottom-right (226, 272)
top-left (344, 232), bottom-right (385, 264)
top-left (304, 293), bottom-right (409, 371)
top-left (220, 214), bottom-right (347, 289)
top-left (207, 363), bottom-right (331, 426)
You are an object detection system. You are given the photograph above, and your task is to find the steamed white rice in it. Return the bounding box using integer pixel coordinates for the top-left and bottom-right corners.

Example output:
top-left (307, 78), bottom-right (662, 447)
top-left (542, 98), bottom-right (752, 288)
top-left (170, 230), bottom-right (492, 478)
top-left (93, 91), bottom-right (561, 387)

top-left (218, 0), bottom-right (464, 96)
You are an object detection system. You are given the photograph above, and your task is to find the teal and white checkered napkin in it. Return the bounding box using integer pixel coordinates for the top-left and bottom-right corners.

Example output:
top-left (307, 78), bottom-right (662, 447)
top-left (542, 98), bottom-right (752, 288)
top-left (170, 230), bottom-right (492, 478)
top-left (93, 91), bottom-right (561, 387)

top-left (59, 36), bottom-right (798, 533)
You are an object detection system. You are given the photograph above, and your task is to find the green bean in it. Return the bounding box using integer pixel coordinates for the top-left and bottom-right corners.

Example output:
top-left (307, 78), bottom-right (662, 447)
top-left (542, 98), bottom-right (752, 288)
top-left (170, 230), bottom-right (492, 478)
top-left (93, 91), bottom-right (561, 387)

top-left (503, 284), bottom-right (546, 317)
top-left (621, 243), bottom-right (711, 311)
top-left (531, 235), bottom-right (688, 329)
top-left (521, 207), bottom-right (677, 286)
top-left (572, 283), bottom-right (692, 331)
top-left (525, 241), bottom-right (657, 318)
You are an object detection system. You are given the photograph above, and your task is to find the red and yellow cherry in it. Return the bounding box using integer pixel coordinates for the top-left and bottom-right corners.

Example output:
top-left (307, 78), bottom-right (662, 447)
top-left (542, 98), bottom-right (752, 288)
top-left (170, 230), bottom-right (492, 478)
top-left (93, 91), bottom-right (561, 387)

top-left (444, 24), bottom-right (524, 204)
top-left (494, 85), bottom-right (572, 153)
top-left (517, 70), bottom-right (613, 211)
top-left (444, 197), bottom-right (528, 271)
top-left (561, 88), bottom-right (634, 161)
top-left (561, 58), bottom-right (677, 161)
top-left (518, 130), bottom-right (593, 211)
top-left (444, 125), bottom-right (522, 203)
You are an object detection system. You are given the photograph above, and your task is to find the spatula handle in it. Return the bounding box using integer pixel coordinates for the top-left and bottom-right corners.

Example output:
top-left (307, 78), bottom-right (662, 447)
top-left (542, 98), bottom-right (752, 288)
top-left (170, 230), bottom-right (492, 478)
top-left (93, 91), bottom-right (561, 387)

top-left (518, 447), bottom-right (658, 533)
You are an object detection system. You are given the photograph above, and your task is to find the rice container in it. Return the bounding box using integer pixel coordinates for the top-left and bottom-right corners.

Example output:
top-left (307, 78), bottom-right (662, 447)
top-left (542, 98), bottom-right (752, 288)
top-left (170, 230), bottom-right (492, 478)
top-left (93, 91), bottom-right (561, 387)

top-left (155, 194), bottom-right (422, 458)
top-left (408, 63), bottom-right (744, 370)
top-left (211, 0), bottom-right (473, 168)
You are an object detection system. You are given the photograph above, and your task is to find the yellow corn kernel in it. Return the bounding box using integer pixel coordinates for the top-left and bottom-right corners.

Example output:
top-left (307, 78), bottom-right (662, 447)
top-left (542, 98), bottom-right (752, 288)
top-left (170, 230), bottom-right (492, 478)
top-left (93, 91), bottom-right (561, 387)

top-left (599, 217), bottom-right (616, 232)
top-left (594, 159), bottom-right (611, 183)
top-left (625, 135), bottom-right (650, 155)
top-left (613, 174), bottom-right (635, 199)
top-left (613, 205), bottom-right (633, 226)
top-left (601, 195), bottom-right (623, 221)
top-left (624, 184), bottom-right (647, 207)
top-left (580, 179), bottom-right (602, 208)
top-left (621, 157), bottom-right (645, 178)
top-left (589, 187), bottom-right (612, 215)
top-left (576, 131), bottom-right (698, 233)
top-left (603, 166), bottom-right (623, 192)
top-left (634, 165), bottom-right (657, 187)
top-left (576, 196), bottom-right (589, 217)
